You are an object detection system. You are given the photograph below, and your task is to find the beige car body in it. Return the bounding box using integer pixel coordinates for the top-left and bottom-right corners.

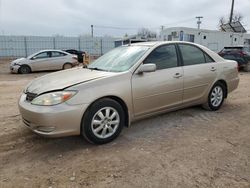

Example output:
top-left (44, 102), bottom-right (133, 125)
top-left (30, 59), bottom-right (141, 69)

top-left (19, 41), bottom-right (239, 137)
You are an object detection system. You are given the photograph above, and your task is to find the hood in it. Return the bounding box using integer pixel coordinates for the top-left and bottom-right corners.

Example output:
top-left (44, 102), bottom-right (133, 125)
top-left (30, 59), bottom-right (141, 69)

top-left (26, 67), bottom-right (115, 94)
top-left (11, 58), bottom-right (27, 65)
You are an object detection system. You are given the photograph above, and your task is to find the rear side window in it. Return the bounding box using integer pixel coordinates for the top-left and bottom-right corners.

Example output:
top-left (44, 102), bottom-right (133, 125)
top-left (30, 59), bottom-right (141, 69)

top-left (204, 53), bottom-right (214, 63)
top-left (52, 51), bottom-right (66, 57)
top-left (144, 44), bottom-right (178, 70)
top-left (179, 44), bottom-right (214, 66)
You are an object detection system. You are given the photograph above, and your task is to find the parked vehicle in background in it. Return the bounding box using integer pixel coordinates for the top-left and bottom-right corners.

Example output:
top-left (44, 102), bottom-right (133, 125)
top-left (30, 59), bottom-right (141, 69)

top-left (19, 41), bottom-right (239, 144)
top-left (218, 46), bottom-right (250, 71)
top-left (64, 49), bottom-right (85, 63)
top-left (10, 50), bottom-right (78, 74)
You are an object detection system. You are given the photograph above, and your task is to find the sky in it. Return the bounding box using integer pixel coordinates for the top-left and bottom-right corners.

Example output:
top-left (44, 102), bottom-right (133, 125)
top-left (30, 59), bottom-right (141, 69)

top-left (0, 0), bottom-right (249, 37)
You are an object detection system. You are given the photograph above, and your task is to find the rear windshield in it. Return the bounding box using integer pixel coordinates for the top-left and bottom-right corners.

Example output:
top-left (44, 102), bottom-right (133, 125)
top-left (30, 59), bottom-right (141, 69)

top-left (222, 46), bottom-right (250, 53)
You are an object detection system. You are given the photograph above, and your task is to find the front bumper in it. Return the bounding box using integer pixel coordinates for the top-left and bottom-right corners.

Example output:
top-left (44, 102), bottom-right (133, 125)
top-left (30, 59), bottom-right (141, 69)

top-left (18, 93), bottom-right (88, 137)
top-left (10, 65), bottom-right (20, 73)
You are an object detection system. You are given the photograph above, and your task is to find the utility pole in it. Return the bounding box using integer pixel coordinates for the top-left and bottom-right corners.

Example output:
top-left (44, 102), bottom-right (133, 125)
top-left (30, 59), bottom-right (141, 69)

top-left (229, 0), bottom-right (235, 24)
top-left (91, 25), bottom-right (93, 38)
top-left (196, 16), bottom-right (203, 29)
top-left (160, 25), bottom-right (164, 31)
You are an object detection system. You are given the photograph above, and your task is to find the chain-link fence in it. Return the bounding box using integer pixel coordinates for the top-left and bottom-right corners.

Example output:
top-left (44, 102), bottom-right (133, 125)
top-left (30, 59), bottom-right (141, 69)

top-left (0, 35), bottom-right (118, 59)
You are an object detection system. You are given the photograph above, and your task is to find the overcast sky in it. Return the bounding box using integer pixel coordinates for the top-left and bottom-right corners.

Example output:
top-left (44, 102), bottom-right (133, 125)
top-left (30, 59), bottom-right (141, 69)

top-left (0, 0), bottom-right (249, 37)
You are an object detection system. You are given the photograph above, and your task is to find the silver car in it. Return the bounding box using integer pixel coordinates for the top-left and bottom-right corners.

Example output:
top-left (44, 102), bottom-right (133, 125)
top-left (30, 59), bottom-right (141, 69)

top-left (10, 50), bottom-right (78, 74)
top-left (19, 42), bottom-right (239, 144)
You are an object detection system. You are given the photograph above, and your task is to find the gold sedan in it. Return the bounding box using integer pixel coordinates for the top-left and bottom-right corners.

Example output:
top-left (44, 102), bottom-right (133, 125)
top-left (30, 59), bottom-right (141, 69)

top-left (19, 41), bottom-right (239, 144)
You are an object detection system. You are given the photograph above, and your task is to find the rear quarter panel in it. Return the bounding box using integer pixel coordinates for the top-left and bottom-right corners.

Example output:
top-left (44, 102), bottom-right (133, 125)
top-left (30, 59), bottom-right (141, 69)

top-left (216, 60), bottom-right (239, 93)
top-left (198, 44), bottom-right (239, 95)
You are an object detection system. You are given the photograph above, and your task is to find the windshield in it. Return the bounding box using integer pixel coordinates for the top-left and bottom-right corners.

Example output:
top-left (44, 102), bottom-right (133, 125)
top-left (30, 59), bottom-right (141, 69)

top-left (27, 52), bottom-right (40, 59)
top-left (88, 46), bottom-right (149, 72)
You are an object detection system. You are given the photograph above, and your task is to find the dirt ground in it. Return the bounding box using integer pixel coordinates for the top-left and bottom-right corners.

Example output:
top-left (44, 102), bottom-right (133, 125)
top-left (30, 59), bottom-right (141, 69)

top-left (0, 59), bottom-right (250, 188)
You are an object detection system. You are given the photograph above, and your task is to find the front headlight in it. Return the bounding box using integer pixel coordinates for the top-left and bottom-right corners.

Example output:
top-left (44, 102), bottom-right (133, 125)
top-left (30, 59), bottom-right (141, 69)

top-left (12, 62), bottom-right (20, 66)
top-left (31, 91), bottom-right (77, 106)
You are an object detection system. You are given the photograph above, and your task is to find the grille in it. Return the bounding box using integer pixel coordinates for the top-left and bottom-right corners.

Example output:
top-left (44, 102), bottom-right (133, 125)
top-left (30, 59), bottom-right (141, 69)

top-left (26, 92), bottom-right (37, 102)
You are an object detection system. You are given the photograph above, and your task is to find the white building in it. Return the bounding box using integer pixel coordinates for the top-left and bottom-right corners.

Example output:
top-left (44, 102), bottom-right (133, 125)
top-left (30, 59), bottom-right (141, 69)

top-left (160, 27), bottom-right (250, 52)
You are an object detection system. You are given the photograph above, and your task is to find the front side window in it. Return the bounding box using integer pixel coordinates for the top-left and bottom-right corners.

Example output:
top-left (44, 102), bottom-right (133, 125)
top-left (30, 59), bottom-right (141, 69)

top-left (144, 44), bottom-right (178, 70)
top-left (179, 44), bottom-right (213, 66)
top-left (34, 52), bottom-right (51, 59)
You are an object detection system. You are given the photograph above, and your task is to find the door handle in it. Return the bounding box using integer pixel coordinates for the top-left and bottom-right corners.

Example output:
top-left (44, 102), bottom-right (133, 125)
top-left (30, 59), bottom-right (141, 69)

top-left (173, 73), bottom-right (182, 78)
top-left (210, 67), bottom-right (216, 71)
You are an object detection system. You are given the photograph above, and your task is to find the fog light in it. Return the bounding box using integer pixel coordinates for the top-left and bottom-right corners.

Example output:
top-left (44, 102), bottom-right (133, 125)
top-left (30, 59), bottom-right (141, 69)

top-left (36, 126), bottom-right (55, 133)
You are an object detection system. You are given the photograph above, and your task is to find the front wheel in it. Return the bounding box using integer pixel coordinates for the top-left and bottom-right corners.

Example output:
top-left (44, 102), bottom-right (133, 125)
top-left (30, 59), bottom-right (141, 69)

top-left (18, 65), bottom-right (31, 74)
top-left (203, 82), bottom-right (226, 111)
top-left (81, 98), bottom-right (125, 144)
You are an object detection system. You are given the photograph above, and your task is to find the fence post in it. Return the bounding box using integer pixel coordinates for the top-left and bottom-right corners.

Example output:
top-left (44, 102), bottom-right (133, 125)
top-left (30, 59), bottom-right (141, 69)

top-left (53, 37), bottom-right (56, 49)
top-left (78, 37), bottom-right (81, 51)
top-left (100, 38), bottom-right (103, 55)
top-left (24, 36), bottom-right (28, 57)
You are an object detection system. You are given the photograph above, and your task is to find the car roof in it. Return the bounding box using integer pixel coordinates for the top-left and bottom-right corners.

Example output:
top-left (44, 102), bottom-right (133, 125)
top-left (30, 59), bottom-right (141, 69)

top-left (38, 49), bottom-right (68, 53)
top-left (129, 41), bottom-right (197, 47)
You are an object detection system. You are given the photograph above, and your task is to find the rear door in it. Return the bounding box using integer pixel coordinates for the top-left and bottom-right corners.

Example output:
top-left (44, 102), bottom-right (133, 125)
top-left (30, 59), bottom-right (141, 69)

top-left (178, 44), bottom-right (217, 104)
top-left (132, 44), bottom-right (183, 117)
top-left (50, 51), bottom-right (68, 70)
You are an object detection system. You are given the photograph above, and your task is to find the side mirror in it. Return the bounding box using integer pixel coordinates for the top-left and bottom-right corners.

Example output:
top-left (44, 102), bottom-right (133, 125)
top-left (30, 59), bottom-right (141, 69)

top-left (137, 63), bottom-right (156, 74)
top-left (31, 56), bottom-right (36, 60)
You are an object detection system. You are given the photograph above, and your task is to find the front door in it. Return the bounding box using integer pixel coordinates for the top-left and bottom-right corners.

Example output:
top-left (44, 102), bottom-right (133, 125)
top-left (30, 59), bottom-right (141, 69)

top-left (30, 51), bottom-right (52, 71)
top-left (132, 44), bottom-right (183, 117)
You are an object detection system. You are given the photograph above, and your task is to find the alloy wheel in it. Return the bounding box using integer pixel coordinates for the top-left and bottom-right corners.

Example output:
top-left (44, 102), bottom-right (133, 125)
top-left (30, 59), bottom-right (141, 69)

top-left (210, 86), bottom-right (223, 107)
top-left (91, 107), bottom-right (120, 139)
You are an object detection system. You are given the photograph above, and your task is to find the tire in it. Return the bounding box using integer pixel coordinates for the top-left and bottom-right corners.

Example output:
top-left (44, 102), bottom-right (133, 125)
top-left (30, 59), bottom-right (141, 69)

top-left (243, 62), bottom-right (250, 72)
top-left (81, 98), bottom-right (125, 144)
top-left (202, 82), bottom-right (226, 111)
top-left (18, 65), bottom-right (31, 74)
top-left (63, 63), bottom-right (72, 70)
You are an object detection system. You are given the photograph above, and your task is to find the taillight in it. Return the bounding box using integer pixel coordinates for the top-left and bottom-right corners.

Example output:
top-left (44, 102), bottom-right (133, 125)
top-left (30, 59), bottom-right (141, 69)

top-left (239, 51), bottom-right (247, 56)
top-left (218, 52), bottom-right (224, 56)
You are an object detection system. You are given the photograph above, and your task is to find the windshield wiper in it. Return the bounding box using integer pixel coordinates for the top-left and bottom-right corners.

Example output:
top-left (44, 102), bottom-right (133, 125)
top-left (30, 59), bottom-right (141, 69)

top-left (87, 67), bottom-right (106, 71)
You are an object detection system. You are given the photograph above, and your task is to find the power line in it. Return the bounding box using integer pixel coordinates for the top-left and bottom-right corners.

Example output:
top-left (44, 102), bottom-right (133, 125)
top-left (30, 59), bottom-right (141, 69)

top-left (92, 18), bottom-right (195, 32)
top-left (162, 18), bottom-right (194, 26)
top-left (94, 25), bottom-right (139, 30)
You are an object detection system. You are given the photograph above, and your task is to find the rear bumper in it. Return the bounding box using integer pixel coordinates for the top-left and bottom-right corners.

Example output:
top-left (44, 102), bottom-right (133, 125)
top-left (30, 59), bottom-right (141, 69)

top-left (18, 93), bottom-right (88, 137)
top-left (72, 60), bottom-right (79, 66)
top-left (228, 77), bottom-right (240, 93)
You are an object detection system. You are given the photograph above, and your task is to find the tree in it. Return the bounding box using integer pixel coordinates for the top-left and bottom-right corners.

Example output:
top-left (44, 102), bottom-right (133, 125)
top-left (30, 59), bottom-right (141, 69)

top-left (137, 28), bottom-right (157, 38)
top-left (232, 13), bottom-right (243, 22)
top-left (218, 13), bottom-right (244, 30)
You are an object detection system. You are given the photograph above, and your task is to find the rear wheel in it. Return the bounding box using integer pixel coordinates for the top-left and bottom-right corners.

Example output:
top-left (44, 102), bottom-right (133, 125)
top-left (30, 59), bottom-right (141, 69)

top-left (243, 62), bottom-right (250, 72)
top-left (81, 98), bottom-right (125, 144)
top-left (18, 65), bottom-right (31, 74)
top-left (63, 63), bottom-right (72, 70)
top-left (203, 82), bottom-right (226, 111)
